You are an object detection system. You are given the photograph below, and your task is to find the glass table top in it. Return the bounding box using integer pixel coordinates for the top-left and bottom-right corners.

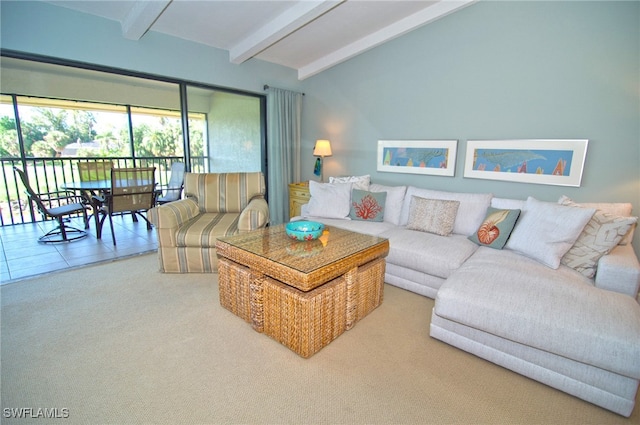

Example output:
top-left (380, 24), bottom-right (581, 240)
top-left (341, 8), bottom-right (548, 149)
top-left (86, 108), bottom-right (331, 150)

top-left (217, 223), bottom-right (388, 275)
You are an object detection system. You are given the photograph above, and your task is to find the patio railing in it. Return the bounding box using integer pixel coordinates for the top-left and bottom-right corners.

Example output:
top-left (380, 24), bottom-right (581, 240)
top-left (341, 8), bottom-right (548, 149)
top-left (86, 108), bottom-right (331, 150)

top-left (0, 156), bottom-right (205, 226)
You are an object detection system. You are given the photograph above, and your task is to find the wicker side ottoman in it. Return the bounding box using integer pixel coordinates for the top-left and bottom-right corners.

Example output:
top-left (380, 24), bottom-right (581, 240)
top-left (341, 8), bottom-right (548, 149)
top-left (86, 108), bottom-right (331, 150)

top-left (218, 257), bottom-right (254, 323)
top-left (346, 257), bottom-right (385, 330)
top-left (262, 275), bottom-right (347, 358)
top-left (218, 257), bottom-right (269, 332)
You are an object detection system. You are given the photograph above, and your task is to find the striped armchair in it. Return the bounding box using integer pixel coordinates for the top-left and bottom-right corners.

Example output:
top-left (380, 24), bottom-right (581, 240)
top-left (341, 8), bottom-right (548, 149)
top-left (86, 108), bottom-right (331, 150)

top-left (149, 172), bottom-right (269, 273)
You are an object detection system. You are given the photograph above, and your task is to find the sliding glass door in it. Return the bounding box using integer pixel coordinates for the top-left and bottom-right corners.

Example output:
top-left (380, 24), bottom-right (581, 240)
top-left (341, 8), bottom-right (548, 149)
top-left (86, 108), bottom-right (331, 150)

top-left (0, 53), bottom-right (266, 225)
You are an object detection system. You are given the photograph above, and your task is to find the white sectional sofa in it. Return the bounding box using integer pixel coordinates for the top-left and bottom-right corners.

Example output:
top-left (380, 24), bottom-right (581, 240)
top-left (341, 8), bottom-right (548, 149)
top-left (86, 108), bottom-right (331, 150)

top-left (296, 176), bottom-right (640, 417)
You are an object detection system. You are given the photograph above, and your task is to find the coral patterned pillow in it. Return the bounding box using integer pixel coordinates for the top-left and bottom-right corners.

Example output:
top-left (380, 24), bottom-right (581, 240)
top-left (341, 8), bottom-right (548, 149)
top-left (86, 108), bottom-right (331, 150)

top-left (468, 207), bottom-right (521, 249)
top-left (349, 189), bottom-right (386, 222)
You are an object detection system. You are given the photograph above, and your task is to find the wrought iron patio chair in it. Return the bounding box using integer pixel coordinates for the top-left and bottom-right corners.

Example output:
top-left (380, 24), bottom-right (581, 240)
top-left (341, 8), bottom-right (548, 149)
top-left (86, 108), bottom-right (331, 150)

top-left (97, 167), bottom-right (156, 245)
top-left (13, 167), bottom-right (89, 243)
top-left (156, 162), bottom-right (185, 205)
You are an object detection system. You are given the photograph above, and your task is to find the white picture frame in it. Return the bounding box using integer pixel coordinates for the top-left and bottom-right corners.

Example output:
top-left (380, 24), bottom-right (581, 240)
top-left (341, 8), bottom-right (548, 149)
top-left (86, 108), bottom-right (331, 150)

top-left (377, 140), bottom-right (458, 176)
top-left (463, 139), bottom-right (589, 187)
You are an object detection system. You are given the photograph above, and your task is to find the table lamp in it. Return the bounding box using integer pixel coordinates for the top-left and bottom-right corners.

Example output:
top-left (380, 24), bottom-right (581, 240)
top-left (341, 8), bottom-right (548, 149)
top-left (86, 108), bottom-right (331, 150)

top-left (313, 139), bottom-right (332, 182)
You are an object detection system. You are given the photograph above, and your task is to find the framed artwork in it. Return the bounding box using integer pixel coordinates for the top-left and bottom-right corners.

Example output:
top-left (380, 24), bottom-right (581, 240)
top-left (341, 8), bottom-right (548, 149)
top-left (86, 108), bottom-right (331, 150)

top-left (377, 140), bottom-right (458, 176)
top-left (463, 139), bottom-right (588, 187)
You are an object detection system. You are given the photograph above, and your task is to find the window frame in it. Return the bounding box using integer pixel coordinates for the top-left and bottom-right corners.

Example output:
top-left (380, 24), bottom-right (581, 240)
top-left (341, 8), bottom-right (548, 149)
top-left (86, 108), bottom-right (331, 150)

top-left (0, 49), bottom-right (268, 177)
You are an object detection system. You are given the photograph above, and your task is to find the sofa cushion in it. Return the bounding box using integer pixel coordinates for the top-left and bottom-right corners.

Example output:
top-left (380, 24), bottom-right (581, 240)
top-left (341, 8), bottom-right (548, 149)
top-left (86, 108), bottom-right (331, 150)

top-left (307, 181), bottom-right (352, 219)
top-left (406, 196), bottom-right (459, 236)
top-left (380, 228), bottom-right (478, 279)
top-left (435, 247), bottom-right (640, 379)
top-left (369, 184), bottom-right (407, 226)
top-left (349, 189), bottom-right (386, 222)
top-left (400, 187), bottom-right (492, 236)
top-left (468, 207), bottom-right (521, 249)
top-left (559, 196), bottom-right (637, 278)
top-left (302, 216), bottom-right (395, 237)
top-left (505, 197), bottom-right (595, 269)
top-left (175, 212), bottom-right (240, 247)
top-left (491, 197), bottom-right (525, 210)
top-left (184, 172), bottom-right (265, 214)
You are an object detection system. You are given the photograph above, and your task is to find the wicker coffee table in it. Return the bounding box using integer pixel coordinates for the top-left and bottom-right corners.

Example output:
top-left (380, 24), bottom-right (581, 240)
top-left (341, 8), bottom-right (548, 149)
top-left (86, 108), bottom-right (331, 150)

top-left (215, 224), bottom-right (389, 358)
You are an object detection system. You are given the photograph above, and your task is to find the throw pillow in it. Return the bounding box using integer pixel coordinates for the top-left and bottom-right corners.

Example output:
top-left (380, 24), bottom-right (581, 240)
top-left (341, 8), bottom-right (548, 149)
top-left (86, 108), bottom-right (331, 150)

top-left (349, 189), bottom-right (386, 222)
top-left (504, 197), bottom-right (595, 269)
top-left (559, 196), bottom-right (638, 278)
top-left (329, 175), bottom-right (370, 190)
top-left (369, 184), bottom-right (407, 225)
top-left (306, 181), bottom-right (352, 219)
top-left (399, 187), bottom-right (492, 236)
top-left (491, 197), bottom-right (526, 211)
top-left (557, 195), bottom-right (635, 245)
top-left (468, 207), bottom-right (521, 249)
top-left (406, 196), bottom-right (460, 236)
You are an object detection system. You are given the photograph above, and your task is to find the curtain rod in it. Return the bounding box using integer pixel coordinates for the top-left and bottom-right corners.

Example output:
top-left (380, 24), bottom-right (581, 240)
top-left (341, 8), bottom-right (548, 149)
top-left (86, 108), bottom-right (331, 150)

top-left (263, 85), bottom-right (305, 95)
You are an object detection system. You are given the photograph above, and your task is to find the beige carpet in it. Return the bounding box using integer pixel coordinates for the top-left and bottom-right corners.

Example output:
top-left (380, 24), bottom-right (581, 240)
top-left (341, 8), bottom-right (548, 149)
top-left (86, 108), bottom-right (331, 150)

top-left (1, 253), bottom-right (638, 425)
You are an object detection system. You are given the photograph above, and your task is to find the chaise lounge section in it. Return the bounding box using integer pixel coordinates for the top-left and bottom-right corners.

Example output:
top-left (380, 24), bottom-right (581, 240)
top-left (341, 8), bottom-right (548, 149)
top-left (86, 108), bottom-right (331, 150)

top-left (431, 246), bottom-right (640, 417)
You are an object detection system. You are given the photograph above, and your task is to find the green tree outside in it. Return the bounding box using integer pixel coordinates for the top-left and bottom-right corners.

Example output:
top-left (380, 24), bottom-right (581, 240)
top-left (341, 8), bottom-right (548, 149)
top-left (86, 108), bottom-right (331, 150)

top-left (0, 107), bottom-right (201, 159)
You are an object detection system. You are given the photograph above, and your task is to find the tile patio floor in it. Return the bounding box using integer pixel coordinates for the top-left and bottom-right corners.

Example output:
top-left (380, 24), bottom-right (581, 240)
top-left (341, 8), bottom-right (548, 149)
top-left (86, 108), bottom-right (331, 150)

top-left (0, 215), bottom-right (157, 284)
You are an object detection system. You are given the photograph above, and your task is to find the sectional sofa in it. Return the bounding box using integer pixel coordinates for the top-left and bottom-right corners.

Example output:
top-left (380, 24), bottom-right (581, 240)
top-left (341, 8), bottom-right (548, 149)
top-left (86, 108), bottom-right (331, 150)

top-left (296, 175), bottom-right (640, 417)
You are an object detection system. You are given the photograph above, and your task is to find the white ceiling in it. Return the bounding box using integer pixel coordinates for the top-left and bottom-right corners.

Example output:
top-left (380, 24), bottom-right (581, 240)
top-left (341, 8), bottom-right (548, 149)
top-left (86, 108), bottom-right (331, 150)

top-left (44, 0), bottom-right (476, 80)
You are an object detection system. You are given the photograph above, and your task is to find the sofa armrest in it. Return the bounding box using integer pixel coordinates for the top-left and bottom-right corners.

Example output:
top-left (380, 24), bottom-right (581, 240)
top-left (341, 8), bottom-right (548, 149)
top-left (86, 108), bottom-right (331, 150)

top-left (149, 198), bottom-right (199, 229)
top-left (238, 196), bottom-right (269, 232)
top-left (595, 243), bottom-right (640, 299)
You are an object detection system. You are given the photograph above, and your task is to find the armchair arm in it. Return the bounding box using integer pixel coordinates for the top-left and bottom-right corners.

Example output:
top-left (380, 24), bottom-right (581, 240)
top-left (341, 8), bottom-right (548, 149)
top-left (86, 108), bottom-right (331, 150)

top-left (595, 243), bottom-right (640, 299)
top-left (149, 198), bottom-right (199, 229)
top-left (238, 196), bottom-right (269, 232)
top-left (149, 198), bottom-right (200, 248)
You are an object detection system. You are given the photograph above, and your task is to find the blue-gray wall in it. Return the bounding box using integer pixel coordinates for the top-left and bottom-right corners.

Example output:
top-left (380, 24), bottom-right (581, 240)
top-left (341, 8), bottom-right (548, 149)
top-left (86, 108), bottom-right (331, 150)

top-left (302, 0), bottom-right (640, 252)
top-left (2, 1), bottom-right (639, 253)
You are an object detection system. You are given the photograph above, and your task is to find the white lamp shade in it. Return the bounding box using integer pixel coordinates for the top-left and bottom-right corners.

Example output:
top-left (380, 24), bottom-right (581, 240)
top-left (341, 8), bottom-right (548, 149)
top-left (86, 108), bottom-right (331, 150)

top-left (313, 140), bottom-right (332, 157)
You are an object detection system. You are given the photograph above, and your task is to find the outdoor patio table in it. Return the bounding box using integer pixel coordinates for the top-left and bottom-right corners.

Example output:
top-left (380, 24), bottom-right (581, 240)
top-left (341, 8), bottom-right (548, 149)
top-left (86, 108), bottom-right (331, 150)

top-left (61, 179), bottom-right (157, 237)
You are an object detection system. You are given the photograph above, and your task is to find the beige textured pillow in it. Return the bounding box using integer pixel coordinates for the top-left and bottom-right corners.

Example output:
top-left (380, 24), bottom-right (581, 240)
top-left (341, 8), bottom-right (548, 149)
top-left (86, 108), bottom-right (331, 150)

top-left (400, 187), bottom-right (492, 235)
top-left (406, 196), bottom-right (460, 236)
top-left (559, 196), bottom-right (638, 278)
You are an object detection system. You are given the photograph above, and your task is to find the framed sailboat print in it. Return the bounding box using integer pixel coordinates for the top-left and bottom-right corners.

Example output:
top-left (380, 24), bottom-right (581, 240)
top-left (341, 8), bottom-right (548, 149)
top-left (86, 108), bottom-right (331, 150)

top-left (377, 140), bottom-right (457, 176)
top-left (463, 139), bottom-right (588, 187)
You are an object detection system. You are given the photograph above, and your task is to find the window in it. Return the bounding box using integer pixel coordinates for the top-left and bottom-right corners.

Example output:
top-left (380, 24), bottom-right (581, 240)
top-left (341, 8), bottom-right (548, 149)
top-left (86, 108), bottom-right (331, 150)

top-left (0, 53), bottom-right (266, 225)
top-left (0, 54), bottom-right (265, 168)
top-left (188, 87), bottom-right (262, 172)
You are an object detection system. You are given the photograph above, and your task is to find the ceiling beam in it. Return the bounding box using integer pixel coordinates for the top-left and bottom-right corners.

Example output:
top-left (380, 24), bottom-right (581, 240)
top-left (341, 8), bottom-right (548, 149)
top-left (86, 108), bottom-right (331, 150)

top-left (121, 0), bottom-right (172, 40)
top-left (297, 0), bottom-right (478, 80)
top-left (229, 0), bottom-right (344, 65)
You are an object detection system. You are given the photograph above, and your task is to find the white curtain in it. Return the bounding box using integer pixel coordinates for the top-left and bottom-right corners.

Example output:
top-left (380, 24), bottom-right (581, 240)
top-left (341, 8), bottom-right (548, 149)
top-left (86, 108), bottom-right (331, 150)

top-left (266, 87), bottom-right (303, 225)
